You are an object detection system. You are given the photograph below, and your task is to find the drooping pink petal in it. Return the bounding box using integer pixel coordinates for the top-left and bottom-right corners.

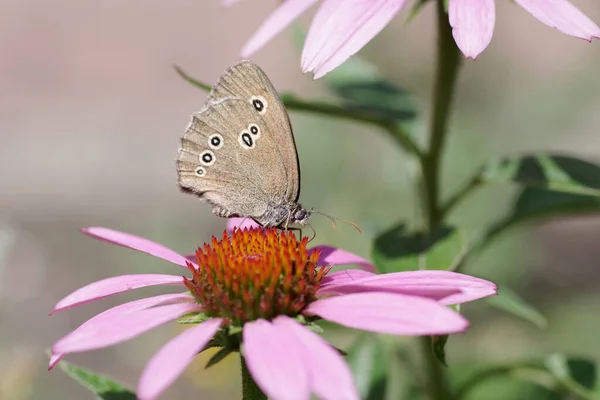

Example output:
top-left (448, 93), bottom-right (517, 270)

top-left (319, 269), bottom-right (375, 287)
top-left (81, 227), bottom-right (192, 268)
top-left (302, 0), bottom-right (407, 79)
top-left (48, 354), bottom-right (63, 371)
top-left (241, 0), bottom-right (321, 57)
top-left (274, 316), bottom-right (358, 400)
top-left (244, 319), bottom-right (310, 400)
top-left (137, 318), bottom-right (223, 400)
top-left (52, 294), bottom-right (198, 355)
top-left (318, 270), bottom-right (497, 305)
top-left (515, 0), bottom-right (600, 41)
top-left (227, 217), bottom-right (260, 233)
top-left (449, 0), bottom-right (495, 59)
top-left (310, 245), bottom-right (375, 272)
top-left (51, 275), bottom-right (185, 314)
top-left (305, 292), bottom-right (468, 335)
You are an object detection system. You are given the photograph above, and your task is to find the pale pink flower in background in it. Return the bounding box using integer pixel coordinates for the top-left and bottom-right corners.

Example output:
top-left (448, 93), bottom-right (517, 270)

top-left (229, 0), bottom-right (600, 77)
top-left (49, 219), bottom-right (496, 400)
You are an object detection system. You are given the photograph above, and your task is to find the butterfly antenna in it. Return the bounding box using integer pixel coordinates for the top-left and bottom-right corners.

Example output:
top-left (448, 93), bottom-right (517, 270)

top-left (312, 211), bottom-right (362, 234)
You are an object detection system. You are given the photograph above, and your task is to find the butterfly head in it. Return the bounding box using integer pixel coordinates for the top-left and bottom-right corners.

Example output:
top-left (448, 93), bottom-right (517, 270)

top-left (291, 204), bottom-right (311, 225)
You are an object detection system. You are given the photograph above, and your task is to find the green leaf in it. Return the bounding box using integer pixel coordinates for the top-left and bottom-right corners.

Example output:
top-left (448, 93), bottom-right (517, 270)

top-left (481, 187), bottom-right (600, 252)
top-left (58, 359), bottom-right (136, 400)
top-left (482, 154), bottom-right (600, 197)
top-left (456, 356), bottom-right (599, 400)
top-left (205, 346), bottom-right (234, 369)
top-left (545, 354), bottom-right (597, 391)
top-left (177, 312), bottom-right (210, 324)
top-left (371, 223), bottom-right (473, 273)
top-left (487, 286), bottom-right (547, 329)
top-left (291, 22), bottom-right (416, 124)
top-left (458, 154), bottom-right (600, 259)
top-left (321, 55), bottom-right (416, 123)
top-left (346, 333), bottom-right (389, 400)
top-left (431, 335), bottom-right (449, 367)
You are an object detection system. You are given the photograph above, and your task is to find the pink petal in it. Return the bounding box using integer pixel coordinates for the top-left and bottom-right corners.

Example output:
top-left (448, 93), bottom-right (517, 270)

top-left (515, 0), bottom-right (600, 41)
top-left (310, 245), bottom-right (375, 272)
top-left (243, 319), bottom-right (310, 400)
top-left (241, 0), bottom-right (321, 57)
top-left (449, 0), bottom-right (495, 59)
top-left (305, 292), bottom-right (469, 335)
top-left (137, 318), bottom-right (223, 400)
top-left (274, 316), bottom-right (358, 400)
top-left (81, 227), bottom-right (192, 268)
top-left (301, 0), bottom-right (407, 79)
top-left (48, 354), bottom-right (63, 371)
top-left (51, 274), bottom-right (185, 314)
top-left (318, 270), bottom-right (497, 305)
top-left (226, 217), bottom-right (260, 233)
top-left (319, 269), bottom-right (375, 287)
top-left (52, 294), bottom-right (198, 355)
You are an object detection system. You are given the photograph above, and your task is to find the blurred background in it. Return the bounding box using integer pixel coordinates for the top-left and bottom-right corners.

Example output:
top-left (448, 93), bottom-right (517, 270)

top-left (1, 0), bottom-right (599, 399)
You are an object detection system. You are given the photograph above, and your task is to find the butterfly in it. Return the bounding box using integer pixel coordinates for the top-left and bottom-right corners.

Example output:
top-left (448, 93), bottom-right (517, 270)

top-left (176, 61), bottom-right (311, 229)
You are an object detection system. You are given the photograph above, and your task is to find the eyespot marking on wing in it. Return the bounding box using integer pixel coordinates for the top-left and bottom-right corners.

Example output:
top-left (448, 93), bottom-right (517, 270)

top-left (208, 133), bottom-right (224, 150)
top-left (199, 150), bottom-right (216, 166)
top-left (250, 95), bottom-right (268, 115)
top-left (248, 123), bottom-right (261, 139)
top-left (195, 166), bottom-right (206, 177)
top-left (238, 130), bottom-right (255, 149)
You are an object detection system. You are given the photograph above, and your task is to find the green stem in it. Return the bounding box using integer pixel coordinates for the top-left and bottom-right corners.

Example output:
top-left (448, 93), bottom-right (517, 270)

top-left (420, 336), bottom-right (453, 400)
top-left (440, 174), bottom-right (483, 217)
top-left (423, 0), bottom-right (462, 228)
top-left (241, 356), bottom-right (267, 400)
top-left (174, 65), bottom-right (423, 160)
top-left (281, 95), bottom-right (423, 159)
top-left (418, 1), bottom-right (462, 400)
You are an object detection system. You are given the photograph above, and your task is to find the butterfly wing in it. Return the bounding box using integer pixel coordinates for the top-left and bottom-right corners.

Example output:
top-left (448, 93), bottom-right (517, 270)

top-left (177, 61), bottom-right (300, 221)
top-left (208, 60), bottom-right (301, 202)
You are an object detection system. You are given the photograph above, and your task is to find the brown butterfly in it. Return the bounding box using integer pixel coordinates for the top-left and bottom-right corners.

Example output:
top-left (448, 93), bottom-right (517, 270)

top-left (176, 61), bottom-right (311, 229)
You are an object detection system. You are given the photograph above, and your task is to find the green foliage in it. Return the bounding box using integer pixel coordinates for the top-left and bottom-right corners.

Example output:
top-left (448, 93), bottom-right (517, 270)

top-left (483, 154), bottom-right (600, 232)
top-left (346, 333), bottom-right (390, 400)
top-left (205, 346), bottom-right (235, 369)
top-left (372, 223), bottom-right (473, 273)
top-left (455, 355), bottom-right (599, 400)
top-left (58, 359), bottom-right (136, 400)
top-left (450, 153), bottom-right (600, 264)
top-left (431, 335), bottom-right (449, 367)
top-left (482, 154), bottom-right (600, 196)
top-left (487, 286), bottom-right (547, 329)
top-left (321, 56), bottom-right (417, 124)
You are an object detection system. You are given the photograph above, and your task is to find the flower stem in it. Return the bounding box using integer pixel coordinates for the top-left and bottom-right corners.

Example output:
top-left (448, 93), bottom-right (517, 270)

top-left (419, 1), bottom-right (462, 400)
top-left (241, 356), bottom-right (267, 400)
top-left (423, 0), bottom-right (462, 228)
top-left (420, 336), bottom-right (454, 400)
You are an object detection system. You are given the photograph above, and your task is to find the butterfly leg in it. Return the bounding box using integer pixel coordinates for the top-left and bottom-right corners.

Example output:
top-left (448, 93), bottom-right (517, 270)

top-left (284, 226), bottom-right (303, 239)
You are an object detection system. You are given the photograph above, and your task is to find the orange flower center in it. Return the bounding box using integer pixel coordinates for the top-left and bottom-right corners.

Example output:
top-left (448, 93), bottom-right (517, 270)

top-left (184, 228), bottom-right (327, 325)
